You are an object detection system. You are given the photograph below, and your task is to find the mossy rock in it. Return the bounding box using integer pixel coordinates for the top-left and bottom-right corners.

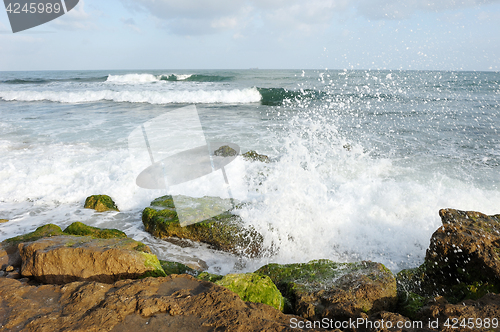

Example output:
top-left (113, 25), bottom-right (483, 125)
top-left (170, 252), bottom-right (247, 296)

top-left (84, 195), bottom-right (119, 212)
top-left (242, 150), bottom-right (269, 163)
top-left (140, 252), bottom-right (167, 278)
top-left (159, 260), bottom-right (197, 276)
top-left (4, 224), bottom-right (65, 245)
top-left (197, 272), bottom-right (224, 283)
top-left (64, 222), bottom-right (127, 239)
top-left (257, 259), bottom-right (397, 320)
top-left (150, 196), bottom-right (175, 209)
top-left (142, 195), bottom-right (263, 257)
top-left (215, 273), bottom-right (285, 312)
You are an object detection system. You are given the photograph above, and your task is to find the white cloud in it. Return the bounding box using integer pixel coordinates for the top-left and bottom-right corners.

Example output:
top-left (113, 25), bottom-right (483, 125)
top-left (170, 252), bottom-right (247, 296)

top-left (49, 0), bottom-right (97, 30)
top-left (120, 0), bottom-right (500, 35)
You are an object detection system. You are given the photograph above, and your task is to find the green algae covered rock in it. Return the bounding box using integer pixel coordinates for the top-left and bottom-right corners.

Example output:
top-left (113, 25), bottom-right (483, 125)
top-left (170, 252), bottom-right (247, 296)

top-left (84, 195), bottom-right (119, 212)
top-left (3, 224), bottom-right (65, 245)
top-left (142, 195), bottom-right (263, 257)
top-left (159, 260), bottom-right (197, 276)
top-left (216, 273), bottom-right (285, 312)
top-left (64, 222), bottom-right (127, 239)
top-left (197, 271), bottom-right (224, 283)
top-left (197, 272), bottom-right (284, 311)
top-left (1, 222), bottom-right (166, 283)
top-left (257, 259), bottom-right (397, 319)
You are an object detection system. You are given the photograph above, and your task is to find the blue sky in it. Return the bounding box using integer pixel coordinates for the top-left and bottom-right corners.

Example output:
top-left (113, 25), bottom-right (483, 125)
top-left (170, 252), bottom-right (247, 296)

top-left (1, 0), bottom-right (499, 71)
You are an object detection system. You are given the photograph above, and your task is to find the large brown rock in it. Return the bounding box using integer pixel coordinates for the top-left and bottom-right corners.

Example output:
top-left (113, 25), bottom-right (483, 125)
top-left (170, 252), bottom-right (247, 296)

top-left (257, 259), bottom-right (397, 321)
top-left (18, 235), bottom-right (165, 284)
top-left (424, 209), bottom-right (500, 300)
top-left (0, 275), bottom-right (324, 332)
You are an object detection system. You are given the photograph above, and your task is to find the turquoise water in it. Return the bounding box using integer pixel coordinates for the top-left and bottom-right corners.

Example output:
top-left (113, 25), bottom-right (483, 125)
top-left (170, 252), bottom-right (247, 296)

top-left (0, 69), bottom-right (499, 273)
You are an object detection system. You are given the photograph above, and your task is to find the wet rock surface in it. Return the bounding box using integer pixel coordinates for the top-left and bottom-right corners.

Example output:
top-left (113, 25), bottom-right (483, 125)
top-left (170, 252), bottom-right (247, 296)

top-left (142, 195), bottom-right (264, 257)
top-left (426, 209), bottom-right (500, 292)
top-left (0, 275), bottom-right (318, 332)
top-left (257, 259), bottom-right (397, 321)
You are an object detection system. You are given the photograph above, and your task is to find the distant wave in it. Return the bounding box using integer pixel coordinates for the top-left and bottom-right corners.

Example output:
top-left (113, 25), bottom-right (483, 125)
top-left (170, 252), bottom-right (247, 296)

top-left (1, 77), bottom-right (108, 84)
top-left (0, 88), bottom-right (262, 104)
top-left (106, 73), bottom-right (234, 84)
top-left (258, 87), bottom-right (322, 106)
top-left (167, 74), bottom-right (234, 82)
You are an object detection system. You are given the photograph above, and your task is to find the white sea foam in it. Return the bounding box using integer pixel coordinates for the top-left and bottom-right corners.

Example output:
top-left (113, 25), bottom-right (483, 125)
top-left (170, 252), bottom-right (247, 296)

top-left (106, 73), bottom-right (159, 83)
top-left (105, 73), bottom-right (193, 83)
top-left (0, 88), bottom-right (262, 104)
top-left (171, 74), bottom-right (193, 81)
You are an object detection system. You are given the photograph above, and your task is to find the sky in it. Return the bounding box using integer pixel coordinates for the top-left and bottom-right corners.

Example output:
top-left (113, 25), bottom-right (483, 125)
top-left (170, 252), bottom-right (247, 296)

top-left (0, 0), bottom-right (499, 71)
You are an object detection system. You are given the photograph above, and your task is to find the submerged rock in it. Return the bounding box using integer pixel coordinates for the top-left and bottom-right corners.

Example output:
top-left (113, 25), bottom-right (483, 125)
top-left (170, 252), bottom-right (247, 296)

top-left (257, 259), bottom-right (397, 320)
top-left (242, 150), bottom-right (270, 163)
top-left (0, 275), bottom-right (312, 332)
top-left (214, 145), bottom-right (238, 157)
top-left (142, 195), bottom-right (263, 257)
top-left (84, 194), bottom-right (119, 212)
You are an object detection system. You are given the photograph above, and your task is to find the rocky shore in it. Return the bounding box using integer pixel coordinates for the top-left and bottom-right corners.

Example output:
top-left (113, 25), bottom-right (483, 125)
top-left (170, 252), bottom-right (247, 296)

top-left (1, 193), bottom-right (499, 331)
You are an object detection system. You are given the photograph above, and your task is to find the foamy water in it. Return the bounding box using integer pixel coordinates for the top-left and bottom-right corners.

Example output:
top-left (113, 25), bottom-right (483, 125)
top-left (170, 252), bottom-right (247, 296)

top-left (0, 69), bottom-right (498, 274)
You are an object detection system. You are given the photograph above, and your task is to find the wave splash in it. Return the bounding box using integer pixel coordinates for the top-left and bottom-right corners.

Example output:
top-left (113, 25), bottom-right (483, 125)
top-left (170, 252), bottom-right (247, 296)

top-left (235, 105), bottom-right (499, 271)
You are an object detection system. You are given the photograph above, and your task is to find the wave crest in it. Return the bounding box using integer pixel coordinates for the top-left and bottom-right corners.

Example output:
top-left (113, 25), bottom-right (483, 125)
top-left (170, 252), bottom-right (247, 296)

top-left (0, 88), bottom-right (262, 104)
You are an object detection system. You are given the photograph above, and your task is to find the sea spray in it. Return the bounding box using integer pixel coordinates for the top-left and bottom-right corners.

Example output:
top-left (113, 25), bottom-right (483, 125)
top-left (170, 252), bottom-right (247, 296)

top-left (235, 97), bottom-right (500, 272)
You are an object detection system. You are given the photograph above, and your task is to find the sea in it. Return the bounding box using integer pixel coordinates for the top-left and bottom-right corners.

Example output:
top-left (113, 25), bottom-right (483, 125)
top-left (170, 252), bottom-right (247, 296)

top-left (0, 69), bottom-right (499, 275)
